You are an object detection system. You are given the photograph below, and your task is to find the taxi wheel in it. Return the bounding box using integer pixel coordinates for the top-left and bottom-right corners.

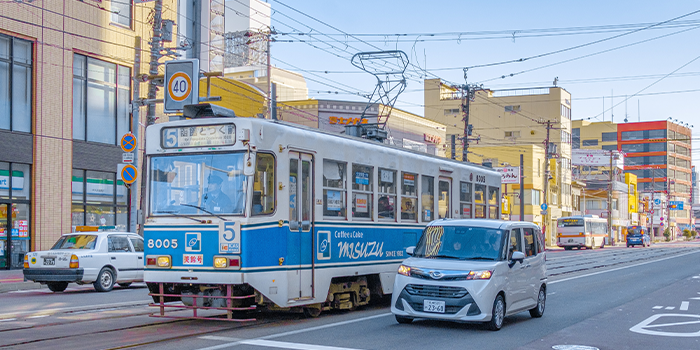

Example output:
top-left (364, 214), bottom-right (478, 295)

top-left (94, 267), bottom-right (115, 292)
top-left (486, 294), bottom-right (505, 331)
top-left (47, 282), bottom-right (68, 292)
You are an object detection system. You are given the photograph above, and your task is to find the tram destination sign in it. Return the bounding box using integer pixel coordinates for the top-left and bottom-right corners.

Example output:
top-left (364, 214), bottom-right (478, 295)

top-left (161, 124), bottom-right (236, 149)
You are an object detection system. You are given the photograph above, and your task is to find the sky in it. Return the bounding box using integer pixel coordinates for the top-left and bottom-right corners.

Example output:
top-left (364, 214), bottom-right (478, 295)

top-left (265, 0), bottom-right (700, 162)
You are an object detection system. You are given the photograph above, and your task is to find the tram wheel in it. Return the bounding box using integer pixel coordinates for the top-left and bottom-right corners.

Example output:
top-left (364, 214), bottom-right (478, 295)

top-left (303, 307), bottom-right (322, 318)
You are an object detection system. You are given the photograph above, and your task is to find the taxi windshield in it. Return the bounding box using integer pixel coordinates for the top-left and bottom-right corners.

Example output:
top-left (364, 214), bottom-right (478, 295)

top-left (413, 226), bottom-right (504, 261)
top-left (149, 153), bottom-right (247, 216)
top-left (52, 235), bottom-right (97, 250)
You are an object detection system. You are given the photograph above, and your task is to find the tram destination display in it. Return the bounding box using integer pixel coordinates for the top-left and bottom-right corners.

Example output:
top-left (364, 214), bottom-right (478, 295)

top-left (161, 124), bottom-right (236, 148)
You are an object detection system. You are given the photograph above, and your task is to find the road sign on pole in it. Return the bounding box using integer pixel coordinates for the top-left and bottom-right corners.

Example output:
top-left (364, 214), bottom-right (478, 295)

top-left (120, 132), bottom-right (137, 153)
top-left (164, 59), bottom-right (199, 113)
top-left (119, 164), bottom-right (138, 185)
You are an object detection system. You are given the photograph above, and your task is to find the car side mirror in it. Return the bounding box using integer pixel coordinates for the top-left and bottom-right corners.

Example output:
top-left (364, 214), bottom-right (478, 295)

top-left (406, 246), bottom-right (415, 256)
top-left (509, 251), bottom-right (525, 267)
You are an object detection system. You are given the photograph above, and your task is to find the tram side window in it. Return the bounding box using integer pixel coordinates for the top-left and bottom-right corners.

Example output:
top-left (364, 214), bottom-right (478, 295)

top-left (253, 153), bottom-right (275, 215)
top-left (488, 186), bottom-right (500, 219)
top-left (323, 160), bottom-right (347, 218)
top-left (401, 172), bottom-right (418, 222)
top-left (352, 164), bottom-right (373, 219)
top-left (474, 184), bottom-right (487, 218)
top-left (421, 176), bottom-right (434, 222)
top-left (378, 168), bottom-right (396, 220)
top-left (459, 182), bottom-right (472, 219)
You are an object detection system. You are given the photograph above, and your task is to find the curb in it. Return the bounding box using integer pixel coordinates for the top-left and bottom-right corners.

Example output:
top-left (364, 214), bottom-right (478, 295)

top-left (0, 281), bottom-right (45, 294)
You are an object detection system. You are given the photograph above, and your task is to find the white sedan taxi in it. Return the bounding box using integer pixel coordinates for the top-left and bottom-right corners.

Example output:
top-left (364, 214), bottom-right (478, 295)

top-left (23, 228), bottom-right (144, 292)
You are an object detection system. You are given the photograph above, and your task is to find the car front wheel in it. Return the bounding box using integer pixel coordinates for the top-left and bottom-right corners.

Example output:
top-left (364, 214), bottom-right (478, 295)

top-left (93, 267), bottom-right (115, 292)
top-left (486, 295), bottom-right (505, 331)
top-left (47, 282), bottom-right (68, 292)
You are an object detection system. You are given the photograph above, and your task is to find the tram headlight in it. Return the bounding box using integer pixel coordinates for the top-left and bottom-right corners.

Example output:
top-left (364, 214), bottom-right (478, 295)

top-left (214, 257), bottom-right (228, 268)
top-left (398, 265), bottom-right (411, 277)
top-left (157, 256), bottom-right (171, 268)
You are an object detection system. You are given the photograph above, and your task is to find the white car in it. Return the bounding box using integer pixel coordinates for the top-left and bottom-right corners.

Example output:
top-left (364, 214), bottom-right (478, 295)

top-left (391, 220), bottom-right (547, 331)
top-left (23, 231), bottom-right (144, 292)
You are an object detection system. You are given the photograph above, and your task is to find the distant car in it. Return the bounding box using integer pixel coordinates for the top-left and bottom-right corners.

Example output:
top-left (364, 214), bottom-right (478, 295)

top-left (23, 230), bottom-right (144, 292)
top-left (391, 219), bottom-right (547, 331)
top-left (626, 226), bottom-right (651, 248)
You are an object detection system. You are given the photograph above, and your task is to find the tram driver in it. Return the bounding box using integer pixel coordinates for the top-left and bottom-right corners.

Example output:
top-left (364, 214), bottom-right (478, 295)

top-left (203, 175), bottom-right (233, 214)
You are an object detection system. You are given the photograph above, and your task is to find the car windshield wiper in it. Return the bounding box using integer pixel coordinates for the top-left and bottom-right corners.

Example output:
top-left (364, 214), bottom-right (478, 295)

top-left (179, 204), bottom-right (229, 221)
top-left (461, 256), bottom-right (496, 260)
top-left (154, 210), bottom-right (207, 223)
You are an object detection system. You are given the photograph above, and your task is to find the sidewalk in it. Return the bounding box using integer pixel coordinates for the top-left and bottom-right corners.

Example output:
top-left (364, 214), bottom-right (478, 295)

top-left (0, 269), bottom-right (43, 293)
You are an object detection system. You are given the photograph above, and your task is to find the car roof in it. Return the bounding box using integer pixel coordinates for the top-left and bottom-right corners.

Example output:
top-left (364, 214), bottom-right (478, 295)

top-left (426, 219), bottom-right (539, 230)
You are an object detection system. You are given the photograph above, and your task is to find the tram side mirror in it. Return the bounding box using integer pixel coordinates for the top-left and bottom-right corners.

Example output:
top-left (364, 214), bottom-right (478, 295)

top-left (243, 157), bottom-right (255, 176)
top-left (406, 246), bottom-right (415, 256)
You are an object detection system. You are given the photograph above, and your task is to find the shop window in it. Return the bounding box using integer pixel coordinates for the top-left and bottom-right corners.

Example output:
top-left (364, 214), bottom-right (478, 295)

top-left (352, 164), bottom-right (373, 219)
top-left (72, 169), bottom-right (129, 231)
top-left (0, 35), bottom-right (32, 133)
top-left (401, 172), bottom-right (417, 222)
top-left (323, 160), bottom-right (346, 218)
top-left (111, 0), bottom-right (132, 27)
top-left (73, 54), bottom-right (130, 144)
top-left (253, 153), bottom-right (275, 215)
top-left (0, 161), bottom-right (31, 269)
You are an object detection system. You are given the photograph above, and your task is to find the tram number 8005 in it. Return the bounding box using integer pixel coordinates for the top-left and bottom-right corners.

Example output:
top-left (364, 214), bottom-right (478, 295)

top-left (147, 239), bottom-right (179, 249)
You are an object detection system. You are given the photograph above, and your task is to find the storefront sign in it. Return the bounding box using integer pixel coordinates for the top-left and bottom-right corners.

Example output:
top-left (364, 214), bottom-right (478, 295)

top-left (329, 116), bottom-right (368, 125)
top-left (0, 171), bottom-right (25, 190)
top-left (573, 149), bottom-right (624, 168)
top-left (495, 167), bottom-right (520, 184)
top-left (423, 133), bottom-right (442, 144)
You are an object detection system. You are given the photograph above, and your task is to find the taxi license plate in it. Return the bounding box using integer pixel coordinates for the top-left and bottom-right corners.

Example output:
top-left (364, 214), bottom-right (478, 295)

top-left (423, 300), bottom-right (445, 313)
top-left (44, 258), bottom-right (55, 266)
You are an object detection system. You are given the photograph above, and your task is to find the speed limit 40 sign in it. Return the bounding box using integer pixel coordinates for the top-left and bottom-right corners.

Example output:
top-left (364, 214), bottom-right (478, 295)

top-left (164, 59), bottom-right (199, 112)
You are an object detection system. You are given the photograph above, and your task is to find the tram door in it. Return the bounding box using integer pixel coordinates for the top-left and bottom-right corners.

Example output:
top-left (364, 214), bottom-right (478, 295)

top-left (438, 178), bottom-right (452, 219)
top-left (288, 152), bottom-right (314, 299)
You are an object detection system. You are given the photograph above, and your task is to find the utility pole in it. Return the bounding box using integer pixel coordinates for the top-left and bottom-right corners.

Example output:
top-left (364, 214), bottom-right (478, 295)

top-left (607, 150), bottom-right (614, 246)
top-left (520, 153), bottom-right (525, 221)
top-left (130, 36), bottom-right (141, 234)
top-left (651, 169), bottom-right (655, 238)
top-left (266, 28), bottom-right (272, 119)
top-left (541, 120), bottom-right (553, 245)
top-left (460, 68), bottom-right (482, 162)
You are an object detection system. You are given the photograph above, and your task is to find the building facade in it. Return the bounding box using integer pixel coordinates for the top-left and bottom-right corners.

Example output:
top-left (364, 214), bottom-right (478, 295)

top-left (0, 1), bottom-right (178, 269)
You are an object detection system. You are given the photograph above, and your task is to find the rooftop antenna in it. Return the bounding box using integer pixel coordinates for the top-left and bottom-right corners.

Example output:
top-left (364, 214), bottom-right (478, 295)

top-left (624, 95), bottom-right (628, 123)
top-left (638, 99), bottom-right (640, 122)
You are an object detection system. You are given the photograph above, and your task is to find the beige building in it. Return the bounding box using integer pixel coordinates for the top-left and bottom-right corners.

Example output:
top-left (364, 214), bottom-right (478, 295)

top-left (224, 66), bottom-right (309, 102)
top-left (424, 80), bottom-right (574, 244)
top-left (0, 1), bottom-right (178, 269)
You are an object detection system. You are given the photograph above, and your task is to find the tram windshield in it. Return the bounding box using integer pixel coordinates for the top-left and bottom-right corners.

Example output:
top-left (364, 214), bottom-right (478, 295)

top-left (149, 153), bottom-right (247, 216)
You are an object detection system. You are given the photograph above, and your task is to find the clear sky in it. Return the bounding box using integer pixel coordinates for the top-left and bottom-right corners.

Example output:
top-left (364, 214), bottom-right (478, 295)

top-left (267, 0), bottom-right (700, 161)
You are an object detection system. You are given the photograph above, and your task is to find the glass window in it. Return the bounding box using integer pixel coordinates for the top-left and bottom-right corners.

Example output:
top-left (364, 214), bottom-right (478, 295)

top-left (474, 184), bottom-right (486, 219)
top-left (0, 35), bottom-right (32, 133)
top-left (621, 129), bottom-right (666, 141)
top-left (459, 182), bottom-right (472, 219)
top-left (438, 180), bottom-right (450, 219)
top-left (572, 128), bottom-right (580, 149)
top-left (488, 186), bottom-right (500, 219)
top-left (129, 237), bottom-right (144, 252)
top-left (73, 169), bottom-right (128, 231)
top-left (602, 144), bottom-right (617, 151)
top-left (73, 54), bottom-right (130, 145)
top-left (149, 154), bottom-right (247, 216)
top-left (51, 235), bottom-right (97, 250)
top-left (508, 229), bottom-right (523, 259)
top-left (253, 153), bottom-right (275, 215)
top-left (582, 139), bottom-right (598, 146)
top-left (624, 156), bottom-right (667, 166)
top-left (413, 225), bottom-right (505, 261)
top-left (111, 0), bottom-right (132, 27)
top-left (86, 171), bottom-right (115, 205)
top-left (352, 164), bottom-right (373, 219)
top-left (323, 159), bottom-right (346, 218)
top-left (378, 169), bottom-right (396, 220)
top-left (601, 132), bottom-right (617, 142)
top-left (86, 205), bottom-right (115, 227)
top-left (401, 172), bottom-right (417, 222)
top-left (523, 228), bottom-right (536, 257)
top-left (421, 176), bottom-right (434, 222)
top-left (108, 235), bottom-right (132, 253)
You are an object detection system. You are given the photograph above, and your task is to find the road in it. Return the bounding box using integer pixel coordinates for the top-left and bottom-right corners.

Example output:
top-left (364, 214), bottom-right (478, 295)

top-left (1, 242), bottom-right (699, 350)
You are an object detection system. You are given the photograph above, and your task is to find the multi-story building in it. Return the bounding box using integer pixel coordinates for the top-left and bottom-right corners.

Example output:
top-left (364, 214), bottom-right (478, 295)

top-left (573, 120), bottom-right (693, 238)
top-left (424, 80), bottom-right (573, 244)
top-left (0, 1), bottom-right (178, 269)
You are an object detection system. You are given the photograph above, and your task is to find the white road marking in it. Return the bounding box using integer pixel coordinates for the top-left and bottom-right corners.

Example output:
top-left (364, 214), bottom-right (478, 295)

top-left (27, 315), bottom-right (49, 319)
top-left (0, 318), bottom-right (17, 322)
top-left (241, 339), bottom-right (363, 350)
top-left (681, 302), bottom-right (690, 311)
top-left (630, 314), bottom-right (700, 337)
top-left (195, 313), bottom-right (392, 350)
top-left (665, 307), bottom-right (675, 310)
top-left (550, 250), bottom-right (700, 285)
top-left (653, 306), bottom-right (663, 310)
top-left (693, 276), bottom-right (700, 279)
top-left (690, 297), bottom-right (700, 300)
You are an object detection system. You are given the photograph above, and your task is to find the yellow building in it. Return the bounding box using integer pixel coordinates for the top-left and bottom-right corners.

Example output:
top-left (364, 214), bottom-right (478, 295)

top-left (424, 80), bottom-right (573, 244)
top-left (0, 1), bottom-right (178, 268)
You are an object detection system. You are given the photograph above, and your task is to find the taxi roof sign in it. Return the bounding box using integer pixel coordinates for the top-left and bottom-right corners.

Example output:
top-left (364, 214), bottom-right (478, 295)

top-left (75, 226), bottom-right (99, 232)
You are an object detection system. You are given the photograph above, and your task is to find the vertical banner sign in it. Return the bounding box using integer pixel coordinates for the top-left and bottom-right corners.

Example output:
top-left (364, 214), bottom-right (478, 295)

top-left (495, 167), bottom-right (520, 184)
top-left (164, 59), bottom-right (200, 113)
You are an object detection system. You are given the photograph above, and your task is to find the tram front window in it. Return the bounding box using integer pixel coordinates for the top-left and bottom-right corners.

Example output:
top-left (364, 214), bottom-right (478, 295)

top-left (150, 153), bottom-right (247, 216)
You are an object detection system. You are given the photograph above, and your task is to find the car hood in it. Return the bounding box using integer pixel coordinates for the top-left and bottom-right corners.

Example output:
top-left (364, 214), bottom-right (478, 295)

top-left (401, 256), bottom-right (500, 271)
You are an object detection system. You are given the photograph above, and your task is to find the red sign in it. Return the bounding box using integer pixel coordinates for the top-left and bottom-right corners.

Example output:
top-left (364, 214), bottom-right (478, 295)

top-left (423, 133), bottom-right (442, 144)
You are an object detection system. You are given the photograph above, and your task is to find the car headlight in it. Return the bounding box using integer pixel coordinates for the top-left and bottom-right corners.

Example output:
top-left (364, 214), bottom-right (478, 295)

top-left (157, 256), bottom-right (171, 268)
top-left (398, 264), bottom-right (411, 277)
top-left (466, 270), bottom-right (492, 280)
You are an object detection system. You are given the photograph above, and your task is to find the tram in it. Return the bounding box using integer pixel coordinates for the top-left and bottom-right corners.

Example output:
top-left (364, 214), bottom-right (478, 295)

top-left (143, 104), bottom-right (502, 319)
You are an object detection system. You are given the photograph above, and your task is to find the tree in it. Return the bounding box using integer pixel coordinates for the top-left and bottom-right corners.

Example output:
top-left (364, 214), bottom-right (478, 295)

top-left (663, 228), bottom-right (671, 242)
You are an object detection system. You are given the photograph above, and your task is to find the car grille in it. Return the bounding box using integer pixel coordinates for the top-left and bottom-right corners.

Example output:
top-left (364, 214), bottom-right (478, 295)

top-left (404, 284), bottom-right (468, 298)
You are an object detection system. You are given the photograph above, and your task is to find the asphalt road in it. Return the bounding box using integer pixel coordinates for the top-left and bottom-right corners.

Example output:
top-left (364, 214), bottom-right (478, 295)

top-left (1, 242), bottom-right (699, 350)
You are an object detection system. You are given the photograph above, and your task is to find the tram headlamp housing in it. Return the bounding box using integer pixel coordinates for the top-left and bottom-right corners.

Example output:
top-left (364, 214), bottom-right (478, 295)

top-left (214, 257), bottom-right (228, 268)
top-left (157, 256), bottom-right (171, 268)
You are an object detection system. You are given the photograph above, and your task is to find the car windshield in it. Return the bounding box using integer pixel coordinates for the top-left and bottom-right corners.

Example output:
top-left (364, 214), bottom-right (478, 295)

top-left (51, 235), bottom-right (97, 250)
top-left (413, 225), bottom-right (504, 261)
top-left (150, 153), bottom-right (247, 216)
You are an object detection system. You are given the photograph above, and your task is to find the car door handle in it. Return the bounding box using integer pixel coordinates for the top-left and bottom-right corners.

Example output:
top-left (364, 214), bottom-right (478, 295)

top-left (138, 257), bottom-right (143, 260)
top-left (111, 257), bottom-right (116, 260)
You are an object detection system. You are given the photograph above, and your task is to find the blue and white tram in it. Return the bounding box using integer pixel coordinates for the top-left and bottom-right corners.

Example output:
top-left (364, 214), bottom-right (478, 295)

top-left (143, 108), bottom-right (502, 319)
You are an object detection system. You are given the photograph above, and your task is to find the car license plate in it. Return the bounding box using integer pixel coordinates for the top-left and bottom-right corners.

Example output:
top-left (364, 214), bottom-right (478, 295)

top-left (44, 258), bottom-right (55, 266)
top-left (423, 300), bottom-right (445, 313)
top-left (568, 239), bottom-right (574, 243)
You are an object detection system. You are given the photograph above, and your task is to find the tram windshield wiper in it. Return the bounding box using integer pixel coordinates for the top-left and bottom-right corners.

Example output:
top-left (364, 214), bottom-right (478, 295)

top-left (154, 210), bottom-right (207, 223)
top-left (179, 204), bottom-right (229, 221)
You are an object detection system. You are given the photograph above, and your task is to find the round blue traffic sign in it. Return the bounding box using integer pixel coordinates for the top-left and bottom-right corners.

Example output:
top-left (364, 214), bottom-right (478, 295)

top-left (121, 164), bottom-right (138, 185)
top-left (120, 133), bottom-right (137, 153)
top-left (541, 203), bottom-right (548, 211)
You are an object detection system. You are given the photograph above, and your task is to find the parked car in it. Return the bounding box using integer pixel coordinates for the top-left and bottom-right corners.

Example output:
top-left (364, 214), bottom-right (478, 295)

top-left (626, 226), bottom-right (651, 248)
top-left (391, 219), bottom-right (547, 331)
top-left (23, 229), bottom-right (144, 292)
